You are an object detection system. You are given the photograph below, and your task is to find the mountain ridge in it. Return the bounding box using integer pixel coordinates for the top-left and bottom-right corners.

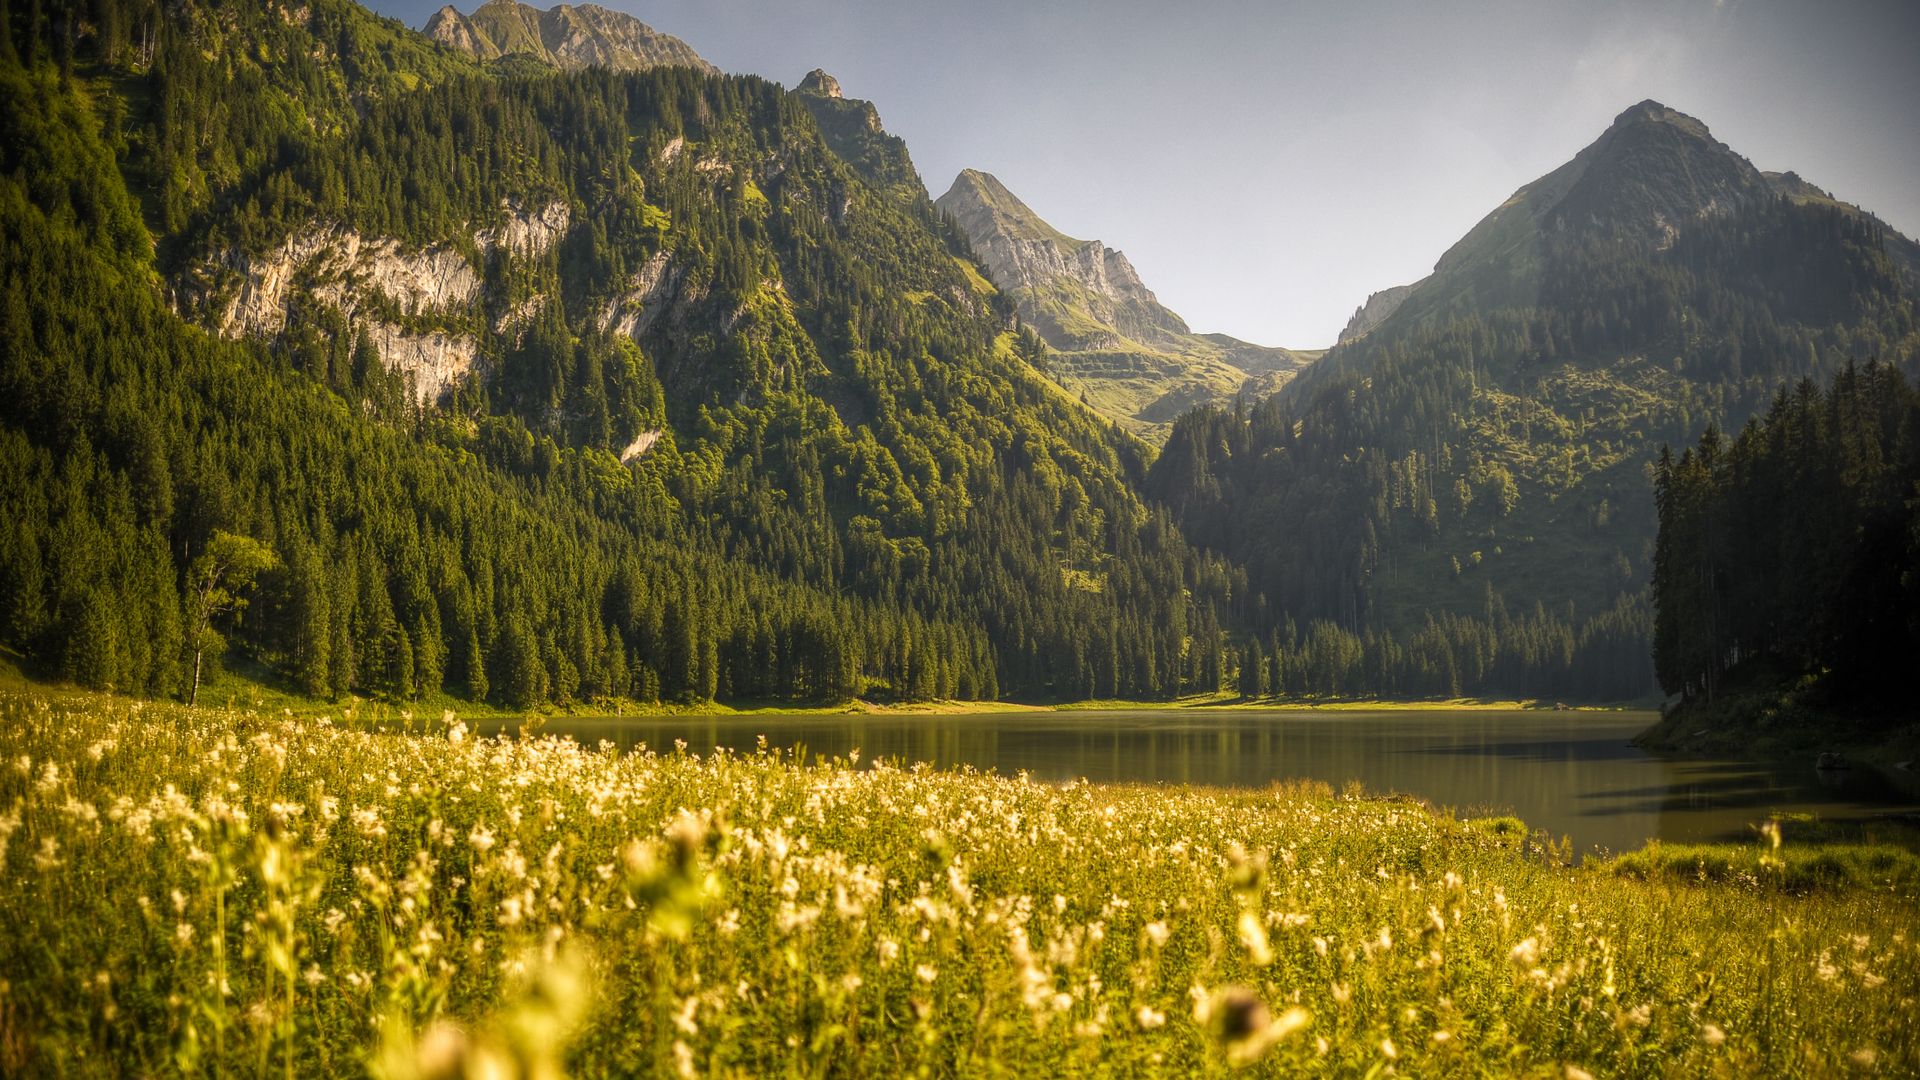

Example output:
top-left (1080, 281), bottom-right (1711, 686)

top-left (424, 0), bottom-right (715, 73)
top-left (936, 168), bottom-right (1316, 440)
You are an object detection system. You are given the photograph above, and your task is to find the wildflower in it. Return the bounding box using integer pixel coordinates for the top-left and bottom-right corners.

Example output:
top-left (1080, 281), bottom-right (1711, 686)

top-left (1701, 1023), bottom-right (1726, 1048)
top-left (1144, 920), bottom-right (1171, 948)
top-left (350, 807), bottom-right (385, 839)
top-left (673, 996), bottom-right (699, 1035)
top-left (1511, 937), bottom-right (1541, 968)
top-left (1238, 910), bottom-right (1273, 966)
top-left (915, 963), bottom-right (938, 984)
top-left (1136, 1005), bottom-right (1166, 1029)
top-left (1200, 986), bottom-right (1310, 1066)
top-left (470, 825), bottom-right (496, 853)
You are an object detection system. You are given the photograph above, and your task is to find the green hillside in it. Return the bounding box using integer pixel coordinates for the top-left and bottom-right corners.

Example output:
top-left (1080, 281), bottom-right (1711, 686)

top-left (0, 0), bottom-right (1251, 709)
top-left (1149, 101), bottom-right (1920, 699)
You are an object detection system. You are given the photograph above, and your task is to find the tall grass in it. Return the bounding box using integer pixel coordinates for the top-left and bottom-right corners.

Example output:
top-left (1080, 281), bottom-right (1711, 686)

top-left (0, 690), bottom-right (1913, 1076)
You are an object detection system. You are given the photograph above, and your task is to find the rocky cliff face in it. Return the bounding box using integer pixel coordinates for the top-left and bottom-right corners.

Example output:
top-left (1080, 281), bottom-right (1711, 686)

top-left (935, 169), bottom-right (1316, 440)
top-left (209, 201), bottom-right (570, 403)
top-left (424, 1), bottom-right (714, 73)
top-left (936, 169), bottom-right (1186, 349)
top-left (1336, 284), bottom-right (1415, 344)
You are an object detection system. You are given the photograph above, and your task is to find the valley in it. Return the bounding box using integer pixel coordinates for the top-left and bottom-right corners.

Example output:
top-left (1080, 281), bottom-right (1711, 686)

top-left (1, 0), bottom-right (1917, 1073)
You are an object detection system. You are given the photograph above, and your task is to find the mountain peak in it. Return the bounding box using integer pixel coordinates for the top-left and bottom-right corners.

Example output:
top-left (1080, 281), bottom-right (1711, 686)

top-left (939, 170), bottom-right (1075, 245)
top-left (1608, 99), bottom-right (1712, 139)
top-left (936, 170), bottom-right (1315, 438)
top-left (797, 69), bottom-right (843, 98)
top-left (424, 1), bottom-right (715, 73)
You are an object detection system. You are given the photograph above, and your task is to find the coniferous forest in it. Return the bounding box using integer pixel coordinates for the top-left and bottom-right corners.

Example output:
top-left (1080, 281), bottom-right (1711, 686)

top-left (1652, 362), bottom-right (1920, 716)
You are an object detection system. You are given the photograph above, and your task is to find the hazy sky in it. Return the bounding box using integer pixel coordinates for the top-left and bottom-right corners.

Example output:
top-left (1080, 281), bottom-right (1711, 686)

top-left (372, 0), bottom-right (1920, 347)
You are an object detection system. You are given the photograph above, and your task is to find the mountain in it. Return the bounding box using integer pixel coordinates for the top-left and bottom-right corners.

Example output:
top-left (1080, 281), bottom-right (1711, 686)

top-left (936, 169), bottom-right (1317, 441)
top-left (789, 69), bottom-right (921, 200)
top-left (425, 0), bottom-right (715, 73)
top-left (0, 0), bottom-right (1250, 708)
top-left (1149, 100), bottom-right (1919, 696)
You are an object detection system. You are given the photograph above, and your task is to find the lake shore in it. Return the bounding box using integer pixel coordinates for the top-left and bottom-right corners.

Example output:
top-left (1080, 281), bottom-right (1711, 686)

top-left (0, 653), bottom-right (1653, 723)
top-left (1629, 663), bottom-right (1920, 770)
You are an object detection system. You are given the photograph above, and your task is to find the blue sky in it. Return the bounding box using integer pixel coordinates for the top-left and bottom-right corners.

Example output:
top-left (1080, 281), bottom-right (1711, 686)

top-left (373, 0), bottom-right (1920, 347)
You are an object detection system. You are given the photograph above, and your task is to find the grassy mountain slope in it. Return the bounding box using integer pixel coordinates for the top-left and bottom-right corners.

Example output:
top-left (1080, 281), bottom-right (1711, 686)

top-left (936, 169), bottom-right (1318, 442)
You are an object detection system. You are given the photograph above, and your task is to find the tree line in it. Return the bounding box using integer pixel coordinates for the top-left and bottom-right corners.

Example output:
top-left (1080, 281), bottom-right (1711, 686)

top-left (1652, 362), bottom-right (1920, 709)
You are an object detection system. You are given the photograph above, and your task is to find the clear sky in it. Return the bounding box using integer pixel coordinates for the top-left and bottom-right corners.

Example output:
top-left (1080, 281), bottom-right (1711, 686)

top-left (372, 0), bottom-right (1920, 348)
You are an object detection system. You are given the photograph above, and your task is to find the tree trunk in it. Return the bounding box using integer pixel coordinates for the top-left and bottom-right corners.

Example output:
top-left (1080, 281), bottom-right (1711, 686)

top-left (189, 648), bottom-right (202, 707)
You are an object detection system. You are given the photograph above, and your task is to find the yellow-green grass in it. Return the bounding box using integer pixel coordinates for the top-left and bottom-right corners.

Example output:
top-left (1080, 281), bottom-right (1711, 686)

top-left (0, 690), bottom-right (1914, 1077)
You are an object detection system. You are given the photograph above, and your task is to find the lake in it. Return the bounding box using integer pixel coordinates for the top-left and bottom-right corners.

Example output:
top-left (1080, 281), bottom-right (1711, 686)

top-left (480, 708), bottom-right (1920, 856)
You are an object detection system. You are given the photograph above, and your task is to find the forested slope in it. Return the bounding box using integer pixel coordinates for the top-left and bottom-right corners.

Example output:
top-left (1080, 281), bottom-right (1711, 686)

top-left (1652, 362), bottom-right (1920, 724)
top-left (0, 0), bottom-right (1249, 708)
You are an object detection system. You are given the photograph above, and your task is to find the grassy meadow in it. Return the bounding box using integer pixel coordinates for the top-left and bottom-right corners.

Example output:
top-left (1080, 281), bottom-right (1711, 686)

top-left (0, 689), bottom-right (1915, 1077)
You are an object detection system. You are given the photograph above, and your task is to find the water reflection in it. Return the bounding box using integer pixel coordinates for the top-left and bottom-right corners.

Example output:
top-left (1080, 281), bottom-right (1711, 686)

top-left (479, 710), bottom-right (1919, 857)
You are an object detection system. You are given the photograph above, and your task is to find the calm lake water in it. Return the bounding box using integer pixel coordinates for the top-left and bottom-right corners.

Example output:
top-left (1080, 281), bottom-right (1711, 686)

top-left (479, 709), bottom-right (1919, 857)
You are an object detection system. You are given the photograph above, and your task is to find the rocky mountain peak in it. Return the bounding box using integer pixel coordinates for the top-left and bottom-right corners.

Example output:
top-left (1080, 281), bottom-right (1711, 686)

top-left (797, 69), bottom-right (843, 98)
top-left (1608, 98), bottom-right (1710, 136)
top-left (423, 1), bottom-right (715, 74)
top-left (936, 170), bottom-right (1315, 438)
top-left (938, 170), bottom-right (1076, 246)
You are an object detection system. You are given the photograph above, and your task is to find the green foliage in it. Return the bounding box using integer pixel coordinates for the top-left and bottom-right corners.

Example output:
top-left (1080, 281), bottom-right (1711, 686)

top-left (1652, 362), bottom-right (1920, 711)
top-left (1608, 839), bottom-right (1920, 895)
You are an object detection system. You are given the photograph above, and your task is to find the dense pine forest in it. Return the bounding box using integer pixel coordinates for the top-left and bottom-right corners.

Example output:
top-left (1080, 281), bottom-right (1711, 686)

top-left (1652, 362), bottom-right (1920, 716)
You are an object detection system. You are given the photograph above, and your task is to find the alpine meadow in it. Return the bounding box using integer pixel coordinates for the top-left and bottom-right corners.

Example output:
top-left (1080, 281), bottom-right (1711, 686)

top-left (1, 0), bottom-right (1917, 1076)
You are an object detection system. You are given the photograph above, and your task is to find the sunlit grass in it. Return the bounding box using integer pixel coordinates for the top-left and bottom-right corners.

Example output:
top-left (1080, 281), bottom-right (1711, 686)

top-left (0, 690), bottom-right (1914, 1076)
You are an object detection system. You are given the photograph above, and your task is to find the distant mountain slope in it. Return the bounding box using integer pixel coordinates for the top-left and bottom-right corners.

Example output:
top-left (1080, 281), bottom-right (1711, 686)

top-left (936, 169), bottom-right (1316, 441)
top-left (425, 0), bottom-right (715, 73)
top-left (1150, 100), bottom-right (1920, 664)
